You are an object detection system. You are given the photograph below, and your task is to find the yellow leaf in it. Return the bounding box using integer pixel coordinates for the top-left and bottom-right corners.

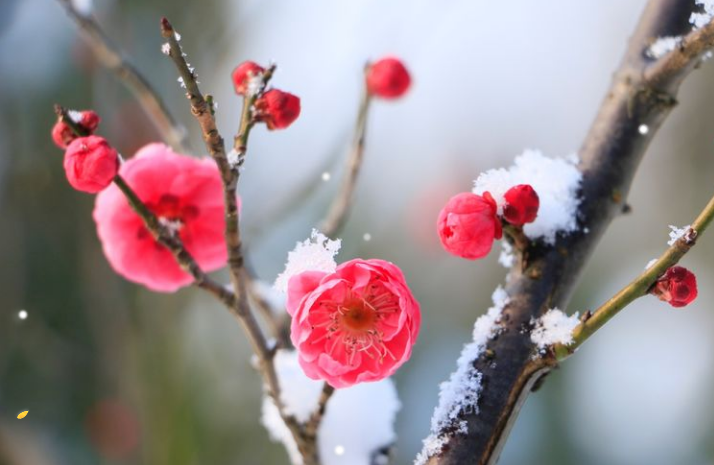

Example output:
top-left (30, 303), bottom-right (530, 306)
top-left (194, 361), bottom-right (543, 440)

top-left (17, 411), bottom-right (28, 419)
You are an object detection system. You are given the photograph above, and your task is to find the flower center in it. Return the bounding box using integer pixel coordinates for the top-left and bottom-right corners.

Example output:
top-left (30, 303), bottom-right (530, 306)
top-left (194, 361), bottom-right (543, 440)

top-left (311, 282), bottom-right (401, 366)
top-left (340, 302), bottom-right (376, 332)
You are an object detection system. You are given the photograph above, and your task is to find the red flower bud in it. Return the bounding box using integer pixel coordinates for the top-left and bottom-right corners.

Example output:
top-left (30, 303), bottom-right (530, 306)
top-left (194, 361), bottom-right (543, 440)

top-left (437, 192), bottom-right (502, 260)
top-left (231, 61), bottom-right (266, 96)
top-left (51, 110), bottom-right (101, 149)
top-left (366, 57), bottom-right (411, 99)
top-left (64, 136), bottom-right (119, 193)
top-left (255, 89), bottom-right (301, 130)
top-left (651, 266), bottom-right (698, 308)
top-left (502, 184), bottom-right (540, 226)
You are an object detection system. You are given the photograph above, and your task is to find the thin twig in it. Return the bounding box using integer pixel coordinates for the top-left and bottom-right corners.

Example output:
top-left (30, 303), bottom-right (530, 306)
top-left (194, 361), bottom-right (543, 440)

top-left (320, 77), bottom-right (372, 238)
top-left (112, 176), bottom-right (236, 308)
top-left (304, 383), bottom-right (336, 438)
top-left (54, 105), bottom-right (90, 136)
top-left (56, 0), bottom-right (188, 153)
top-left (555, 193), bottom-right (714, 359)
top-left (247, 277), bottom-right (291, 347)
top-left (160, 20), bottom-right (324, 464)
top-left (645, 17), bottom-right (714, 85)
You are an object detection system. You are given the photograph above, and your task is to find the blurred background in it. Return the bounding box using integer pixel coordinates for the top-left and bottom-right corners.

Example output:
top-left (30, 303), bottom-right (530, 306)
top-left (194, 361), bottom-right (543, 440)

top-left (2, 0), bottom-right (714, 464)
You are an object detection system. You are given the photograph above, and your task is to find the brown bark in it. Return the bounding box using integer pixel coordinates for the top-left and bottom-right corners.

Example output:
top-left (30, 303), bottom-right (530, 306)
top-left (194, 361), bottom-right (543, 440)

top-left (424, 1), bottom-right (714, 463)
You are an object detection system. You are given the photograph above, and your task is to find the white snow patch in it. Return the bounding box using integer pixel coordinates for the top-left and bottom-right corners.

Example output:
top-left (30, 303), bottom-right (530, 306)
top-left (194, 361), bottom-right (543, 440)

top-left (246, 73), bottom-right (265, 97)
top-left (668, 224), bottom-right (691, 246)
top-left (227, 149), bottom-right (241, 170)
top-left (158, 217), bottom-right (182, 236)
top-left (67, 109), bottom-right (83, 123)
top-left (161, 43), bottom-right (171, 55)
top-left (262, 350), bottom-right (400, 465)
top-left (174, 31), bottom-right (182, 41)
top-left (691, 0), bottom-right (714, 28)
top-left (177, 76), bottom-right (186, 89)
top-left (274, 229), bottom-right (341, 293)
top-left (71, 0), bottom-right (92, 16)
top-left (498, 241), bottom-right (515, 268)
top-left (645, 258), bottom-right (659, 270)
top-left (472, 149), bottom-right (582, 244)
top-left (530, 308), bottom-right (579, 352)
top-left (646, 36), bottom-right (682, 59)
top-left (415, 287), bottom-right (509, 465)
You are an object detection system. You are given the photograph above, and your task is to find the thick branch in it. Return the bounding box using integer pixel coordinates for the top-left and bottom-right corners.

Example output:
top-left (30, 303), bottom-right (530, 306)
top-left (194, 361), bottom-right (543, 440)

top-left (56, 0), bottom-right (188, 153)
top-left (320, 79), bottom-right (372, 238)
top-left (424, 2), bottom-right (714, 464)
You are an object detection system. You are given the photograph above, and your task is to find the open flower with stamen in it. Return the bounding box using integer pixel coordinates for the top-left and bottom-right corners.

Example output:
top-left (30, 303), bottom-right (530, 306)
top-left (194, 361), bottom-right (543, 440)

top-left (286, 259), bottom-right (420, 388)
top-left (93, 143), bottom-right (228, 292)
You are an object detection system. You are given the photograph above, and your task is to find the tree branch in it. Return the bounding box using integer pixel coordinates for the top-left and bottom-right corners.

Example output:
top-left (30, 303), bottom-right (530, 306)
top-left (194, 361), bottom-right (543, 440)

top-left (56, 0), bottom-right (189, 153)
top-left (555, 192), bottom-right (714, 359)
top-left (159, 20), bottom-right (330, 464)
top-left (423, 1), bottom-right (714, 463)
top-left (320, 77), bottom-right (372, 238)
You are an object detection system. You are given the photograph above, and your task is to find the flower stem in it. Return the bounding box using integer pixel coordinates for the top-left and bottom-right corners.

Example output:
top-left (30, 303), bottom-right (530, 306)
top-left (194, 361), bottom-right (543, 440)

top-left (554, 192), bottom-right (714, 360)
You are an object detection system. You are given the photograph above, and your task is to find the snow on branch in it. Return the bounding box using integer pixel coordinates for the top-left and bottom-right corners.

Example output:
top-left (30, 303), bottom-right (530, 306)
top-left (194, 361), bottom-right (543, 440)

top-left (415, 287), bottom-right (509, 465)
top-left (668, 224), bottom-right (691, 246)
top-left (473, 150), bottom-right (582, 244)
top-left (262, 350), bottom-right (400, 465)
top-left (530, 308), bottom-right (579, 353)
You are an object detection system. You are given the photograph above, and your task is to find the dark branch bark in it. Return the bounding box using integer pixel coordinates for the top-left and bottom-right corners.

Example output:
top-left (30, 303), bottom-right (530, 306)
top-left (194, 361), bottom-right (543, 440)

top-left (424, 1), bottom-right (714, 464)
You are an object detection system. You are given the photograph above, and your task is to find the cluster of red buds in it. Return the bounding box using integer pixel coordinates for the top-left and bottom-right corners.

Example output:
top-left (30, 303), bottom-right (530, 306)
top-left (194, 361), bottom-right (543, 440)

top-left (437, 184), bottom-right (540, 260)
top-left (51, 110), bottom-right (119, 194)
top-left (231, 61), bottom-right (301, 130)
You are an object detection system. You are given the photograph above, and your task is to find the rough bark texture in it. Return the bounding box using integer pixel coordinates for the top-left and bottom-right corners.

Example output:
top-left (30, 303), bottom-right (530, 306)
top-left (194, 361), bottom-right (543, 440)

top-left (426, 1), bottom-right (714, 463)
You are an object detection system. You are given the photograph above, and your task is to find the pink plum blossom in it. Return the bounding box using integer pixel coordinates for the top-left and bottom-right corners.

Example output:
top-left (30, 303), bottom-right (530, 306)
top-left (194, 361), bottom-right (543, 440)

top-left (286, 259), bottom-right (421, 388)
top-left (93, 143), bottom-right (227, 292)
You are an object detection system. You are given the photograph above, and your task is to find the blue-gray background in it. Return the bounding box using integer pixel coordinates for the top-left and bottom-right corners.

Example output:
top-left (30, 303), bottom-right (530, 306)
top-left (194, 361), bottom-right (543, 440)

top-left (1, 0), bottom-right (714, 464)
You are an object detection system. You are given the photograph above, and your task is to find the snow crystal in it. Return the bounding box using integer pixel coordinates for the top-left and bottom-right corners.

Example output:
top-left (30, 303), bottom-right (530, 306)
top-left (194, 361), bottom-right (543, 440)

top-left (530, 308), bottom-right (579, 352)
top-left (691, 0), bottom-right (714, 28)
top-left (161, 43), bottom-right (171, 56)
top-left (472, 149), bottom-right (582, 244)
top-left (71, 0), bottom-right (92, 16)
top-left (645, 258), bottom-right (659, 270)
top-left (416, 287), bottom-right (509, 465)
top-left (262, 350), bottom-right (400, 465)
top-left (321, 172), bottom-right (331, 181)
top-left (668, 224), bottom-right (691, 246)
top-left (177, 76), bottom-right (186, 89)
top-left (67, 109), bottom-right (82, 123)
top-left (274, 230), bottom-right (341, 293)
top-left (174, 31), bottom-right (182, 41)
top-left (363, 233), bottom-right (372, 242)
top-left (498, 241), bottom-right (515, 268)
top-left (646, 36), bottom-right (682, 59)
top-left (227, 149), bottom-right (241, 170)
top-left (158, 217), bottom-right (182, 236)
top-left (18, 309), bottom-right (27, 320)
top-left (246, 73), bottom-right (264, 97)
top-left (638, 124), bottom-right (650, 135)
